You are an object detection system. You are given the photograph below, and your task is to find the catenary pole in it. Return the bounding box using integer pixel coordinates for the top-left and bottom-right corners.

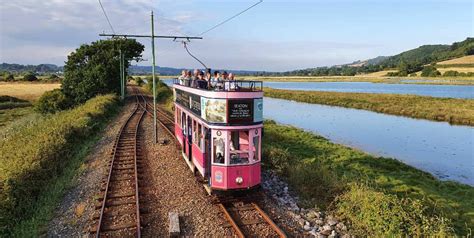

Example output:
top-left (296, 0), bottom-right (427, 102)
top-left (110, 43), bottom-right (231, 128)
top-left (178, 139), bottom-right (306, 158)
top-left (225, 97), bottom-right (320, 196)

top-left (99, 15), bottom-right (202, 144)
top-left (119, 49), bottom-right (123, 100)
top-left (151, 11), bottom-right (157, 144)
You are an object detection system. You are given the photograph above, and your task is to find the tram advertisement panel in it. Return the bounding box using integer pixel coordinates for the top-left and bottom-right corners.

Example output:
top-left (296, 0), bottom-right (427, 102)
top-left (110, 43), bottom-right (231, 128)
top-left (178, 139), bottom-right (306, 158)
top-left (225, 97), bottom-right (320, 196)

top-left (175, 89), bottom-right (201, 115)
top-left (228, 99), bottom-right (254, 123)
top-left (253, 98), bottom-right (263, 123)
top-left (201, 98), bottom-right (227, 123)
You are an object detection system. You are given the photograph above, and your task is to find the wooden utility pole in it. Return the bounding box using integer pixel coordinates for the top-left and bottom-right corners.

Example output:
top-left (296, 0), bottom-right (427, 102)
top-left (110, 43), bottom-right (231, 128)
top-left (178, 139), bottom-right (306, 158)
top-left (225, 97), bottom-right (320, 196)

top-left (99, 11), bottom-right (202, 143)
top-left (151, 11), bottom-right (157, 143)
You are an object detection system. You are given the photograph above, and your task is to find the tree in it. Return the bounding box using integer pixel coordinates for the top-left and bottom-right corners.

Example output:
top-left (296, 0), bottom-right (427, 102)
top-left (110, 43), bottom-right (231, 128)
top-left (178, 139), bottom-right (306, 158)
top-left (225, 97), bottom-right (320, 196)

top-left (23, 72), bottom-right (38, 81)
top-left (35, 89), bottom-right (71, 114)
top-left (421, 66), bottom-right (440, 77)
top-left (62, 39), bottom-right (144, 105)
top-left (6, 74), bottom-right (14, 81)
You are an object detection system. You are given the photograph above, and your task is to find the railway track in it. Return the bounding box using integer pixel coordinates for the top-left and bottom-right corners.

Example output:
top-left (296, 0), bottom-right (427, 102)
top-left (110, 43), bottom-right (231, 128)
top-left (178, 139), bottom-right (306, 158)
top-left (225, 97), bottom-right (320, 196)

top-left (216, 195), bottom-right (287, 238)
top-left (92, 89), bottom-right (146, 237)
top-left (133, 86), bottom-right (286, 237)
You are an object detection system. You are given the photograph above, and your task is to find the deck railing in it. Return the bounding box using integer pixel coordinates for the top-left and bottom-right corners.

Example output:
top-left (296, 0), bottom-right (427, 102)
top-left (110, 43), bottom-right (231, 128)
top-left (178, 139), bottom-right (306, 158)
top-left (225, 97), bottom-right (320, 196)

top-left (173, 78), bottom-right (263, 92)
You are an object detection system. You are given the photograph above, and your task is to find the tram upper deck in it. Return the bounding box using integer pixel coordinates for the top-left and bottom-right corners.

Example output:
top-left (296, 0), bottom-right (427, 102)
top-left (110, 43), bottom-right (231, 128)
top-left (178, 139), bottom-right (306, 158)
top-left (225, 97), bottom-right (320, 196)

top-left (172, 78), bottom-right (263, 126)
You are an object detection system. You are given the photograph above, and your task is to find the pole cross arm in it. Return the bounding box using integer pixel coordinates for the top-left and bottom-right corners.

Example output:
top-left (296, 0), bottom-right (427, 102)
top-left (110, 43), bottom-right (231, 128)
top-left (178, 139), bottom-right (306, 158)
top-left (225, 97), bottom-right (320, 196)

top-left (99, 33), bottom-right (203, 40)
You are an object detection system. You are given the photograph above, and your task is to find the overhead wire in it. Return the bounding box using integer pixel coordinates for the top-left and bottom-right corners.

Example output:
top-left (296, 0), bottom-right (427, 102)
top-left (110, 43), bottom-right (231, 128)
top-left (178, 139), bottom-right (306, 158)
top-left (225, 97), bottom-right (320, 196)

top-left (97, 0), bottom-right (116, 34)
top-left (198, 0), bottom-right (263, 36)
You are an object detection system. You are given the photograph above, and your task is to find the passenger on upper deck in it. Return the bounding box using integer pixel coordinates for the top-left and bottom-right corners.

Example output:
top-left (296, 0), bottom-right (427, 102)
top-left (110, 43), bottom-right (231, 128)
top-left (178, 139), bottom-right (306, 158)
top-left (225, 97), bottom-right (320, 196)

top-left (196, 70), bottom-right (208, 89)
top-left (178, 70), bottom-right (187, 85)
top-left (225, 72), bottom-right (238, 91)
top-left (211, 71), bottom-right (223, 90)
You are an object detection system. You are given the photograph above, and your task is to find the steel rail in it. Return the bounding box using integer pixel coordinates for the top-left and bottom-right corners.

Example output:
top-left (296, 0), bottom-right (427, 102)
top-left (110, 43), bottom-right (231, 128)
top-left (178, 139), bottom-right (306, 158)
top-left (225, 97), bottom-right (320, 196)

top-left (218, 204), bottom-right (245, 238)
top-left (96, 91), bottom-right (143, 237)
top-left (252, 203), bottom-right (287, 238)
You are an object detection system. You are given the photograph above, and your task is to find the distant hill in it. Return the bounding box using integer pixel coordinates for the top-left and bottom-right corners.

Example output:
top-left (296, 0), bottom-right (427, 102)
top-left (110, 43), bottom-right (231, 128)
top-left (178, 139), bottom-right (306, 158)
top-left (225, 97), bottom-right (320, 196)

top-left (1, 63), bottom-right (269, 76)
top-left (0, 63), bottom-right (63, 74)
top-left (129, 65), bottom-right (267, 76)
top-left (280, 37), bottom-right (474, 77)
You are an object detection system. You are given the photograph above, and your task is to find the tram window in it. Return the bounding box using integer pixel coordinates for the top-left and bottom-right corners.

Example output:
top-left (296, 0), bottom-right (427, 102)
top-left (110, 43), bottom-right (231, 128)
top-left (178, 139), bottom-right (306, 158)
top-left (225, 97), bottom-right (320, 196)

top-left (177, 108), bottom-right (181, 125)
top-left (197, 123), bottom-right (202, 148)
top-left (253, 135), bottom-right (260, 161)
top-left (229, 130), bottom-right (250, 165)
top-left (213, 138), bottom-right (225, 164)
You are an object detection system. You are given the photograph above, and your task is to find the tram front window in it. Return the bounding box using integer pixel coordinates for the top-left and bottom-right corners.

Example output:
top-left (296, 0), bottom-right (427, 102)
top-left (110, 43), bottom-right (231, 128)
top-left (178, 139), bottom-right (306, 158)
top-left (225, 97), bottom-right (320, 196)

top-left (230, 131), bottom-right (250, 165)
top-left (213, 138), bottom-right (225, 164)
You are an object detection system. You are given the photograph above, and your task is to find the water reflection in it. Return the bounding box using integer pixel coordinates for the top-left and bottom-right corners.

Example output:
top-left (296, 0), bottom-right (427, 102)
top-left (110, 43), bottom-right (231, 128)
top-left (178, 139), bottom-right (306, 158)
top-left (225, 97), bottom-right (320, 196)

top-left (264, 97), bottom-right (474, 186)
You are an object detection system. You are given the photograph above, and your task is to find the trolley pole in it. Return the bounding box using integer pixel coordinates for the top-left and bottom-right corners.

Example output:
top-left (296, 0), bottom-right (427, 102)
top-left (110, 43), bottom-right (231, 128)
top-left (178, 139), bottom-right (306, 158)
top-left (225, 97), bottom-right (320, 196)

top-left (151, 11), bottom-right (157, 144)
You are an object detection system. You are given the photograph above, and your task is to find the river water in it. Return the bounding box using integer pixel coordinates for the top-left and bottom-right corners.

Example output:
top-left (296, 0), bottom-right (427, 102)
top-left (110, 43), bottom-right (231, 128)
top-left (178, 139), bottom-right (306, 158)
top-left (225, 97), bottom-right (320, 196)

top-left (164, 79), bottom-right (474, 99)
top-left (264, 97), bottom-right (474, 186)
top-left (264, 81), bottom-right (474, 99)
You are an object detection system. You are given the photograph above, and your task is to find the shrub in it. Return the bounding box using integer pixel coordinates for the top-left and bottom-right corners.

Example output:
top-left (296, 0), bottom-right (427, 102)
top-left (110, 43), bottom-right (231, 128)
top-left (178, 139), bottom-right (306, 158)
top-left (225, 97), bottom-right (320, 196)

top-left (34, 89), bottom-right (71, 114)
top-left (145, 77), bottom-right (172, 102)
top-left (421, 66), bottom-right (441, 77)
top-left (135, 77), bottom-right (144, 86)
top-left (442, 70), bottom-right (459, 77)
top-left (6, 74), bottom-right (14, 81)
top-left (262, 147), bottom-right (291, 175)
top-left (409, 73), bottom-right (417, 77)
top-left (23, 72), bottom-right (38, 81)
top-left (48, 74), bottom-right (60, 82)
top-left (0, 94), bottom-right (119, 235)
top-left (336, 184), bottom-right (452, 237)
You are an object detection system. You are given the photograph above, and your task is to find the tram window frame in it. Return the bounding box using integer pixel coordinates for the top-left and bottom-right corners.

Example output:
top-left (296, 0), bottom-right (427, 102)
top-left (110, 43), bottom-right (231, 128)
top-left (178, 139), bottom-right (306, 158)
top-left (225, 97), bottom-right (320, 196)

top-left (229, 130), bottom-right (250, 165)
top-left (213, 137), bottom-right (225, 165)
top-left (253, 134), bottom-right (260, 162)
top-left (176, 108), bottom-right (181, 126)
top-left (197, 123), bottom-right (202, 149)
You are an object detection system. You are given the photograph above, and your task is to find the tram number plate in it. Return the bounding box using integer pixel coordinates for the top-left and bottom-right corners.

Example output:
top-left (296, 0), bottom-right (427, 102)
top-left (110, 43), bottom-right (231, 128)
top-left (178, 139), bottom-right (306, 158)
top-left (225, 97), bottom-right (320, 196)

top-left (228, 99), bottom-right (254, 123)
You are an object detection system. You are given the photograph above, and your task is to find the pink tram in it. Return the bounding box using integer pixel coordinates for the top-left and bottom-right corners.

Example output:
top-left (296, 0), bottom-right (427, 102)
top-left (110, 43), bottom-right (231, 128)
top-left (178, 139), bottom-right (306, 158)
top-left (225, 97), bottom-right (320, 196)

top-left (172, 79), bottom-right (263, 193)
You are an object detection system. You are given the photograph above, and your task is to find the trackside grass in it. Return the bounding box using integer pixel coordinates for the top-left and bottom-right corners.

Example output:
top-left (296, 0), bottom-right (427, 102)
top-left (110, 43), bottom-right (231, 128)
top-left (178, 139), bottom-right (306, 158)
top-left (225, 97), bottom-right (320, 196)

top-left (264, 87), bottom-right (474, 126)
top-left (0, 94), bottom-right (120, 236)
top-left (262, 120), bottom-right (474, 236)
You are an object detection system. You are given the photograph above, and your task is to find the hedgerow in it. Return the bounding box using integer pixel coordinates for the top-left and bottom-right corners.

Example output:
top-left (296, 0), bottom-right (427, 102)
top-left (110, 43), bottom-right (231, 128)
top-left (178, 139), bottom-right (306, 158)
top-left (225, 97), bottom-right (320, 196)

top-left (0, 94), bottom-right (119, 235)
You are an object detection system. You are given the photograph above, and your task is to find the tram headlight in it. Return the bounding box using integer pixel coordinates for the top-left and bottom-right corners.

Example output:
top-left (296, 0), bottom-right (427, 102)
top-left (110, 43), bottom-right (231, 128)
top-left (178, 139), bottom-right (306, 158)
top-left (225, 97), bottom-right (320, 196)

top-left (236, 177), bottom-right (243, 185)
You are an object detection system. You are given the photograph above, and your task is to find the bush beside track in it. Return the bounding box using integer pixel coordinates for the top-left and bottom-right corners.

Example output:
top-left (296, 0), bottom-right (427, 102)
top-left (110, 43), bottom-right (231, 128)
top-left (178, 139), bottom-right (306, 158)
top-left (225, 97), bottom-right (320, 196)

top-left (0, 94), bottom-right (119, 235)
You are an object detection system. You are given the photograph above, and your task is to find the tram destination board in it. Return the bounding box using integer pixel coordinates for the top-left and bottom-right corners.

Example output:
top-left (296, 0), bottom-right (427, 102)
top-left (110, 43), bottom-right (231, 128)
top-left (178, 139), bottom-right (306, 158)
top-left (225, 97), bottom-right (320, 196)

top-left (228, 99), bottom-right (254, 123)
top-left (175, 88), bottom-right (201, 115)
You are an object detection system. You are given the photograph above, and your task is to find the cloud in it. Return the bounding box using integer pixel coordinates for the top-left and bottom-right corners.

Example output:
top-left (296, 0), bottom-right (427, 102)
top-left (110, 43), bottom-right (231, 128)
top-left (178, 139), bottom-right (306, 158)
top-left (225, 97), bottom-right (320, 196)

top-left (0, 0), bottom-right (383, 71)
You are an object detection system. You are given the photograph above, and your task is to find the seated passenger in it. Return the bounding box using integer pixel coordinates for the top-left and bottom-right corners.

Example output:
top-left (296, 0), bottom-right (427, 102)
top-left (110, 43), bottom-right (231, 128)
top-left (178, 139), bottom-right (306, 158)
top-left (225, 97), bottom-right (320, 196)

top-left (196, 71), bottom-right (208, 89)
top-left (225, 73), bottom-right (238, 91)
top-left (222, 71), bottom-right (229, 80)
top-left (211, 71), bottom-right (223, 89)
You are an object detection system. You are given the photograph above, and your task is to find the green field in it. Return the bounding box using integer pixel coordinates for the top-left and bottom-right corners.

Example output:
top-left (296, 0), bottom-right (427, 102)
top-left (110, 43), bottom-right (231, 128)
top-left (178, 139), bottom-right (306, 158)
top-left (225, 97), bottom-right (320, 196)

top-left (264, 87), bottom-right (474, 126)
top-left (263, 120), bottom-right (474, 236)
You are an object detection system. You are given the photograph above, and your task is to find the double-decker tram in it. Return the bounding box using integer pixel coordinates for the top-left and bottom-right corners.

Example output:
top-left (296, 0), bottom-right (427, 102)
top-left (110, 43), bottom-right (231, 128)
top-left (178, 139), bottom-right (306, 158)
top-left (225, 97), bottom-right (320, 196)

top-left (172, 79), bottom-right (263, 193)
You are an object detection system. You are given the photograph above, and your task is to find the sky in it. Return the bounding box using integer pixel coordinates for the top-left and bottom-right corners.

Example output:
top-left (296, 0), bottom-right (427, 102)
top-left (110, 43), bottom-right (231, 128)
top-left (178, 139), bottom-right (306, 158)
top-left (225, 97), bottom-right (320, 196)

top-left (0, 0), bottom-right (472, 72)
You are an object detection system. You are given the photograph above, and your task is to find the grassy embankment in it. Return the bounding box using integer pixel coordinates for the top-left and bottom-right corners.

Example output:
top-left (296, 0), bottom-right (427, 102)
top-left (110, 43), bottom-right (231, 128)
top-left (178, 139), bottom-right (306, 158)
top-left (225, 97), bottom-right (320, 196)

top-left (263, 120), bottom-right (474, 236)
top-left (0, 94), bottom-right (120, 237)
top-left (264, 87), bottom-right (474, 126)
top-left (0, 83), bottom-right (61, 129)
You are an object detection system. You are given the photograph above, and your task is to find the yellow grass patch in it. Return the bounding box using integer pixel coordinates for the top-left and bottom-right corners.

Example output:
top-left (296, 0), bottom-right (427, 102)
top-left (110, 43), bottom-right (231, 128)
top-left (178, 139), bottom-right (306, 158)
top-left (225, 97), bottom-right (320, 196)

top-left (437, 55), bottom-right (474, 65)
top-left (437, 67), bottom-right (474, 73)
top-left (0, 83), bottom-right (60, 101)
top-left (358, 70), bottom-right (397, 77)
